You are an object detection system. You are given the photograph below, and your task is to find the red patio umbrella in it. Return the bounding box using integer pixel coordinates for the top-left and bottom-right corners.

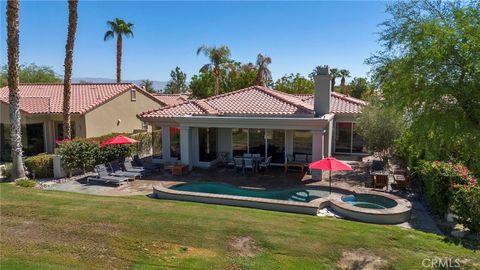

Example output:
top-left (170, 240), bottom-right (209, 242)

top-left (309, 156), bottom-right (353, 193)
top-left (100, 135), bottom-right (139, 147)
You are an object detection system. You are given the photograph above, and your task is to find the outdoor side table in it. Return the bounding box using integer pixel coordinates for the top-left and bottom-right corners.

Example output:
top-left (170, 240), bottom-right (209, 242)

top-left (172, 164), bottom-right (188, 176)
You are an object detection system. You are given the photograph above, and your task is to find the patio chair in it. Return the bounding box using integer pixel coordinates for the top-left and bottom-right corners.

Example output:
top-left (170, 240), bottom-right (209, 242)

top-left (109, 161), bottom-right (141, 179)
top-left (218, 152), bottom-right (233, 168)
top-left (233, 158), bottom-right (244, 173)
top-left (370, 160), bottom-right (385, 174)
top-left (252, 153), bottom-right (261, 158)
top-left (259, 156), bottom-right (272, 172)
top-left (131, 155), bottom-right (160, 173)
top-left (243, 158), bottom-right (255, 174)
top-left (87, 165), bottom-right (129, 186)
top-left (373, 174), bottom-right (389, 190)
top-left (243, 153), bottom-right (252, 158)
top-left (123, 160), bottom-right (146, 174)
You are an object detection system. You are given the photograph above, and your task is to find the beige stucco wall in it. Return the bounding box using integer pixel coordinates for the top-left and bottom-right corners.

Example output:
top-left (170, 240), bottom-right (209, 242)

top-left (84, 89), bottom-right (161, 138)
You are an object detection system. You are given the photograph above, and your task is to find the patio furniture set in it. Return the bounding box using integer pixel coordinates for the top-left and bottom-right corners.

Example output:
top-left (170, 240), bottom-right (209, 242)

top-left (87, 155), bottom-right (162, 186)
top-left (285, 154), bottom-right (312, 174)
top-left (369, 160), bottom-right (412, 191)
top-left (219, 152), bottom-right (272, 174)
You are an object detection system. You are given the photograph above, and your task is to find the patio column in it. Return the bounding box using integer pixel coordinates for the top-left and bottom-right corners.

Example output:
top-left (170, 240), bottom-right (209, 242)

top-left (311, 129), bottom-right (325, 180)
top-left (161, 126), bottom-right (171, 160)
top-left (180, 126), bottom-right (192, 170)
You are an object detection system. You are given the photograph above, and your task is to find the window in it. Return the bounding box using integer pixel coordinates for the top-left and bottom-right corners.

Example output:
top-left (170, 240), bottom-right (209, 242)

top-left (232, 128), bottom-right (248, 156)
top-left (293, 131), bottom-right (312, 155)
top-left (170, 127), bottom-right (180, 159)
top-left (267, 130), bottom-right (285, 163)
top-left (248, 128), bottom-right (265, 156)
top-left (198, 128), bottom-right (217, 162)
top-left (130, 89), bottom-right (137, 101)
top-left (142, 121), bottom-right (149, 130)
top-left (335, 122), bottom-right (366, 154)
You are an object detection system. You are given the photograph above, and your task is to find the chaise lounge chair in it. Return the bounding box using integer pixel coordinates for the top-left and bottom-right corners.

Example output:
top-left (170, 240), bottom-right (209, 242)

top-left (87, 165), bottom-right (129, 186)
top-left (123, 160), bottom-right (146, 174)
top-left (109, 161), bottom-right (142, 179)
top-left (132, 155), bottom-right (162, 172)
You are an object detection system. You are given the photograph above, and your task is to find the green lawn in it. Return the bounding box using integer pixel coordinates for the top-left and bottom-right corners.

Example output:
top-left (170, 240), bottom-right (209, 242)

top-left (0, 183), bottom-right (478, 269)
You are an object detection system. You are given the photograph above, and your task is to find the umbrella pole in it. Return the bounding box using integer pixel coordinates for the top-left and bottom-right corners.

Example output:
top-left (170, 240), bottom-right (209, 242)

top-left (329, 170), bottom-right (332, 194)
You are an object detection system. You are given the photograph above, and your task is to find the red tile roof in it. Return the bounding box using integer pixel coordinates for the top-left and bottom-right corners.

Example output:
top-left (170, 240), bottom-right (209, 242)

top-left (138, 86), bottom-right (365, 120)
top-left (152, 93), bottom-right (190, 106)
top-left (295, 92), bottom-right (367, 114)
top-left (0, 83), bottom-right (162, 114)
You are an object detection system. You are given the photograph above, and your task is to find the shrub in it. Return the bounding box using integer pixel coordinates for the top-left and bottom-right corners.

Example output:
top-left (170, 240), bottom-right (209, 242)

top-left (15, 178), bottom-right (37, 188)
top-left (24, 153), bottom-right (53, 179)
top-left (417, 160), bottom-right (474, 215)
top-left (58, 140), bottom-right (99, 173)
top-left (451, 185), bottom-right (480, 232)
top-left (1, 162), bottom-right (12, 180)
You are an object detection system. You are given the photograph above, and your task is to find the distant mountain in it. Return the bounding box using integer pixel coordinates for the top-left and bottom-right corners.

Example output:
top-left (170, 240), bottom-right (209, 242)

top-left (73, 77), bottom-right (168, 92)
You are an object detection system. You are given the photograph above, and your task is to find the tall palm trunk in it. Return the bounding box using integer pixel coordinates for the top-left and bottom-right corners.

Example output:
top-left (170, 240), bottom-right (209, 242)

top-left (63, 0), bottom-right (78, 140)
top-left (213, 66), bottom-right (220, 95)
top-left (116, 34), bottom-right (122, 83)
top-left (7, 0), bottom-right (26, 179)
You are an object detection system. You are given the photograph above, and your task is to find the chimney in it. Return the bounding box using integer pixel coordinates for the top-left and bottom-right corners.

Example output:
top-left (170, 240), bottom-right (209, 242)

top-left (313, 66), bottom-right (332, 116)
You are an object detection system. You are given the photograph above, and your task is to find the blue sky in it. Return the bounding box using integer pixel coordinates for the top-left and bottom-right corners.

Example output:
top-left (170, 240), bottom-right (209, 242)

top-left (0, 1), bottom-right (389, 82)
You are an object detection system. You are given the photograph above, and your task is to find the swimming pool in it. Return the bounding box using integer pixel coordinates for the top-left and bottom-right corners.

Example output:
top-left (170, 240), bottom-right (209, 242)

top-left (341, 194), bottom-right (398, 209)
top-left (171, 182), bottom-right (330, 202)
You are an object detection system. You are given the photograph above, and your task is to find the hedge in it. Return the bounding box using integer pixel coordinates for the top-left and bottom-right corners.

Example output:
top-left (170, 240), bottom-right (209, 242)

top-left (24, 153), bottom-right (53, 179)
top-left (416, 160), bottom-right (479, 232)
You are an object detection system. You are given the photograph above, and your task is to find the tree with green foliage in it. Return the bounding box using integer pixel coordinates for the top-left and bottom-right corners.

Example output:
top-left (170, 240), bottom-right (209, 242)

top-left (163, 67), bottom-right (187, 94)
top-left (349, 77), bottom-right (374, 99)
top-left (196, 45), bottom-right (231, 96)
top-left (367, 0), bottom-right (480, 173)
top-left (189, 71), bottom-right (216, 99)
top-left (274, 73), bottom-right (314, 94)
top-left (140, 79), bottom-right (155, 93)
top-left (356, 98), bottom-right (405, 166)
top-left (104, 18), bottom-right (134, 83)
top-left (0, 64), bottom-right (61, 87)
top-left (224, 61), bottom-right (257, 92)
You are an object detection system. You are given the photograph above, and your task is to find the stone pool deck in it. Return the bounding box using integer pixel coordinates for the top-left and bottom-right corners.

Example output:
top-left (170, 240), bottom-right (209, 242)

top-left (45, 163), bottom-right (441, 234)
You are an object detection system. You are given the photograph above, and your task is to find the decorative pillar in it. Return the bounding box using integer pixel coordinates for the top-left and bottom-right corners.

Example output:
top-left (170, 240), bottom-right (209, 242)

top-left (311, 129), bottom-right (325, 180)
top-left (161, 126), bottom-right (170, 160)
top-left (180, 126), bottom-right (192, 169)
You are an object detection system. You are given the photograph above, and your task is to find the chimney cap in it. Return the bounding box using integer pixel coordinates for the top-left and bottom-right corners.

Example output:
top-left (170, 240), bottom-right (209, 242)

top-left (315, 65), bottom-right (330, 75)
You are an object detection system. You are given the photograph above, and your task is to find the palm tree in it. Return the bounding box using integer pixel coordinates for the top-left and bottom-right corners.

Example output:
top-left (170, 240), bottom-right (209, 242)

top-left (255, 54), bottom-right (272, 86)
top-left (339, 69), bottom-right (351, 88)
top-left (62, 0), bottom-right (78, 140)
top-left (196, 45), bottom-right (231, 95)
top-left (329, 68), bottom-right (340, 92)
top-left (6, 0), bottom-right (26, 179)
top-left (104, 18), bottom-right (134, 83)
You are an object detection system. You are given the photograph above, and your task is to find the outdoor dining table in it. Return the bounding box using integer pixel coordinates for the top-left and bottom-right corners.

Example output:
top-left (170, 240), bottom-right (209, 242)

top-left (235, 156), bottom-right (265, 173)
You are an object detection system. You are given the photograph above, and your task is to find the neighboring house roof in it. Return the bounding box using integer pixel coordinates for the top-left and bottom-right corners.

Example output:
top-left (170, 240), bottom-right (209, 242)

top-left (152, 93), bottom-right (190, 106)
top-left (296, 92), bottom-right (367, 114)
top-left (0, 83), bottom-right (162, 115)
top-left (138, 86), bottom-right (366, 120)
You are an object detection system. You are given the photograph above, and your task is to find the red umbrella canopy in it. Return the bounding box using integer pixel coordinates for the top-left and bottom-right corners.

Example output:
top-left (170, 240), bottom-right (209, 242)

top-left (309, 156), bottom-right (353, 171)
top-left (101, 135), bottom-right (139, 147)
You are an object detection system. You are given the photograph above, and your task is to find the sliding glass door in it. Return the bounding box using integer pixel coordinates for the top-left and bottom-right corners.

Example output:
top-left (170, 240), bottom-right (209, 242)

top-left (334, 122), bottom-right (365, 154)
top-left (232, 128), bottom-right (286, 164)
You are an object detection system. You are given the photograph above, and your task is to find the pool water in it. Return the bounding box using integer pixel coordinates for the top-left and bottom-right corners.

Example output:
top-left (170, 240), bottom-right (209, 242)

top-left (171, 182), bottom-right (330, 202)
top-left (342, 194), bottom-right (397, 209)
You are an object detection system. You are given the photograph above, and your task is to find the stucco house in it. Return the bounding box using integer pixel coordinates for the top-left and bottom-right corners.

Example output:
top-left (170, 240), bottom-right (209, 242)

top-left (0, 83), bottom-right (164, 161)
top-left (138, 67), bottom-right (367, 179)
